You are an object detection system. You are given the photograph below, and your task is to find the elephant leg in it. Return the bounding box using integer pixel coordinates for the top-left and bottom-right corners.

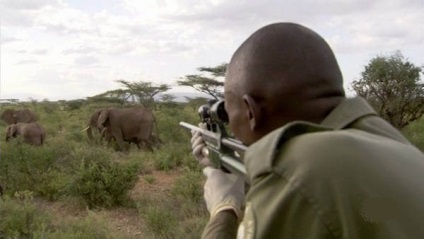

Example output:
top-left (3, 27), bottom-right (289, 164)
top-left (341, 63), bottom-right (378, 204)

top-left (143, 140), bottom-right (154, 152)
top-left (112, 130), bottom-right (127, 152)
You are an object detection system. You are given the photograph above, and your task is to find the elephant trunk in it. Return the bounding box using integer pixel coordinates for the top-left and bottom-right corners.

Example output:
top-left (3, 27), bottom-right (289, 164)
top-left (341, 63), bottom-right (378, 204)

top-left (87, 126), bottom-right (94, 141)
top-left (154, 119), bottom-right (161, 143)
top-left (100, 127), bottom-right (107, 143)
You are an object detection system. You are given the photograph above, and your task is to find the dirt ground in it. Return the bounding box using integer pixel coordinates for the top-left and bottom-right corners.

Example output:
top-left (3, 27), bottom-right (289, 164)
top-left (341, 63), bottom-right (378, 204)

top-left (37, 169), bottom-right (183, 238)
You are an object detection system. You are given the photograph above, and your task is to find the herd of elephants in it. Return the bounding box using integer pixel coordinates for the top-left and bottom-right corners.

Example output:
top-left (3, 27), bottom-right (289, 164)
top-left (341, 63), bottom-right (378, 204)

top-left (0, 107), bottom-right (161, 151)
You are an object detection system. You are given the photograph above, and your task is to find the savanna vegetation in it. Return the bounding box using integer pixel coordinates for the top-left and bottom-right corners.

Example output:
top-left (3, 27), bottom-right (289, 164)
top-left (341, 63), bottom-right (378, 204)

top-left (0, 98), bottom-right (210, 239)
top-left (1, 53), bottom-right (423, 238)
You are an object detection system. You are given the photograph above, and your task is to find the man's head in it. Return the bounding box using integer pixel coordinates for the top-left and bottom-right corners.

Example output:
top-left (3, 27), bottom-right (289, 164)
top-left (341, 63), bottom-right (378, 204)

top-left (224, 23), bottom-right (345, 145)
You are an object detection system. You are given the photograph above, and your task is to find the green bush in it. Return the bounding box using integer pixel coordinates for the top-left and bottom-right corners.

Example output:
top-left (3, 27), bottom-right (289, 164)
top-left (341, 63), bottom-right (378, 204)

top-left (66, 99), bottom-right (86, 111)
top-left (143, 203), bottom-right (177, 238)
top-left (150, 143), bottom-right (191, 171)
top-left (0, 191), bottom-right (51, 238)
top-left (403, 117), bottom-right (424, 152)
top-left (0, 192), bottom-right (127, 239)
top-left (43, 211), bottom-right (126, 239)
top-left (136, 167), bottom-right (208, 239)
top-left (155, 106), bottom-right (197, 144)
top-left (40, 100), bottom-right (60, 114)
top-left (0, 143), bottom-right (72, 199)
top-left (144, 174), bottom-right (156, 184)
top-left (172, 168), bottom-right (203, 204)
top-left (67, 149), bottom-right (140, 208)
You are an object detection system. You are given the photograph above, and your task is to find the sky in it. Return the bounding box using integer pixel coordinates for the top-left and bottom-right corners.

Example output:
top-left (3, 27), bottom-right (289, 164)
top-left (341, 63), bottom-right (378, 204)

top-left (1, 0), bottom-right (423, 101)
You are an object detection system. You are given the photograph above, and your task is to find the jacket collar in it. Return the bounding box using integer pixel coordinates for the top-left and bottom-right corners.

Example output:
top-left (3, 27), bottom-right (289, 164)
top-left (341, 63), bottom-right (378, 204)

top-left (320, 97), bottom-right (376, 129)
top-left (244, 97), bottom-right (377, 182)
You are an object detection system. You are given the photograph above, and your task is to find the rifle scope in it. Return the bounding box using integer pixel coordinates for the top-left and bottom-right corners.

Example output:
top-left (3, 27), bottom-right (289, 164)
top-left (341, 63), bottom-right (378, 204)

top-left (198, 100), bottom-right (229, 124)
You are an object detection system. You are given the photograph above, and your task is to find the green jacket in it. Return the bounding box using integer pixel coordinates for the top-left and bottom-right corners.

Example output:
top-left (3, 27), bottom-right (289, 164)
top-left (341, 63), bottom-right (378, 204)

top-left (202, 97), bottom-right (424, 239)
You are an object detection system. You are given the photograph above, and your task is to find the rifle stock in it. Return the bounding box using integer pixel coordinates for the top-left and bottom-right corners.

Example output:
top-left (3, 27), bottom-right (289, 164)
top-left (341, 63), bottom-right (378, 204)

top-left (180, 122), bottom-right (247, 176)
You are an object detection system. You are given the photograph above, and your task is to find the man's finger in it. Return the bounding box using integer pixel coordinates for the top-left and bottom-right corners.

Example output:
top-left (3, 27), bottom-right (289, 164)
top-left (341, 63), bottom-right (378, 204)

top-left (200, 157), bottom-right (212, 167)
top-left (193, 136), bottom-right (204, 148)
top-left (190, 131), bottom-right (202, 144)
top-left (193, 143), bottom-right (205, 156)
top-left (203, 167), bottom-right (215, 177)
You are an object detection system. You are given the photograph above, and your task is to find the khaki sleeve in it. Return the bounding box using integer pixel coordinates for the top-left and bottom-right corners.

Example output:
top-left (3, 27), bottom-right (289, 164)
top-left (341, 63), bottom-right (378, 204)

top-left (202, 210), bottom-right (239, 239)
top-left (240, 173), bottom-right (335, 239)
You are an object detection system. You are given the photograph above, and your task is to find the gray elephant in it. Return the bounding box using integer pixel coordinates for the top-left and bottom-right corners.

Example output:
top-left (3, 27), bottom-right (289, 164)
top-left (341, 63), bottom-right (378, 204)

top-left (96, 107), bottom-right (157, 151)
top-left (1, 108), bottom-right (38, 125)
top-left (5, 122), bottom-right (46, 146)
top-left (85, 109), bottom-right (103, 142)
top-left (100, 127), bottom-right (162, 151)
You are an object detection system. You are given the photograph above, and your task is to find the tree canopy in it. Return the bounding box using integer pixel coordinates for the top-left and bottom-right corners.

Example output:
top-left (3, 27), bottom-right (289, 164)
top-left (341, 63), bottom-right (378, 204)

top-left (177, 63), bottom-right (227, 100)
top-left (352, 51), bottom-right (424, 129)
top-left (114, 80), bottom-right (171, 108)
top-left (90, 80), bottom-right (171, 109)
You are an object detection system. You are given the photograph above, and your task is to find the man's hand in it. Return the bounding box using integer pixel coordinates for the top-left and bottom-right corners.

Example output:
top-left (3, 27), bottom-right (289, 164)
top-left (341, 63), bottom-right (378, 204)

top-left (191, 123), bottom-right (212, 166)
top-left (203, 167), bottom-right (245, 219)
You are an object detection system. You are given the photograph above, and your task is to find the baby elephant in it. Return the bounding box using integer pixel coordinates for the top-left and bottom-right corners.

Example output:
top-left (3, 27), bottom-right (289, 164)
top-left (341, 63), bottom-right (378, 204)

top-left (5, 122), bottom-right (46, 146)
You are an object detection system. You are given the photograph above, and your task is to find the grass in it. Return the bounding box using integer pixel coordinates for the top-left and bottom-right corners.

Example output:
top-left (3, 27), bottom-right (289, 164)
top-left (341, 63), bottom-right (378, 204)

top-left (1, 100), bottom-right (422, 238)
top-left (0, 101), bottom-right (207, 238)
top-left (143, 175), bottom-right (156, 184)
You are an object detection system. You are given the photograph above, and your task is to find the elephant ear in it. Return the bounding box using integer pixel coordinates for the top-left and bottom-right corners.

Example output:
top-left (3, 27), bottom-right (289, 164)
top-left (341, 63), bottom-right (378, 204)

top-left (1, 109), bottom-right (15, 125)
top-left (91, 109), bottom-right (101, 124)
top-left (97, 109), bottom-right (109, 129)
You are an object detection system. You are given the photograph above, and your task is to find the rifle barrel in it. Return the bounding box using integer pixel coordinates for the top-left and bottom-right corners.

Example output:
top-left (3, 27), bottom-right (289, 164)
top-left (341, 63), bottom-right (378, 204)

top-left (180, 121), bottom-right (248, 176)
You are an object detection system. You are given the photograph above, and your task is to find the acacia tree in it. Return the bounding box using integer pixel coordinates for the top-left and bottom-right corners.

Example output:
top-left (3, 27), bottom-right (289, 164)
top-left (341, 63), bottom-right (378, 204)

top-left (177, 63), bottom-right (227, 100)
top-left (89, 89), bottom-right (131, 105)
top-left (116, 80), bottom-right (171, 109)
top-left (352, 51), bottom-right (424, 129)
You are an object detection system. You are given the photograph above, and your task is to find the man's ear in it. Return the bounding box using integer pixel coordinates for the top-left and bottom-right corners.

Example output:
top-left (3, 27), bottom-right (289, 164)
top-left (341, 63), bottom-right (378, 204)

top-left (243, 94), bottom-right (262, 131)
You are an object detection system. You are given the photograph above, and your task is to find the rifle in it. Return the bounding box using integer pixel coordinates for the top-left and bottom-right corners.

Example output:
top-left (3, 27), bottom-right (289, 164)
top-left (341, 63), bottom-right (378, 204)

top-left (180, 100), bottom-right (247, 176)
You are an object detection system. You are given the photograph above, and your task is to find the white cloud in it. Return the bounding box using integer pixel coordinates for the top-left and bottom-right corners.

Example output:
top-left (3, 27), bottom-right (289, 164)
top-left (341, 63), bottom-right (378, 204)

top-left (74, 56), bottom-right (100, 66)
top-left (0, 36), bottom-right (22, 45)
top-left (2, 0), bottom-right (61, 10)
top-left (1, 0), bottom-right (423, 101)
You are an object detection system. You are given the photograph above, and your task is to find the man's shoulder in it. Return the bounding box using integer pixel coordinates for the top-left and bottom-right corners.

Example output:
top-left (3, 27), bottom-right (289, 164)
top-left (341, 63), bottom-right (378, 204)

top-left (279, 128), bottom-right (412, 164)
top-left (284, 127), bottom-right (412, 156)
top-left (273, 128), bottom-right (423, 180)
top-left (245, 120), bottom-right (422, 182)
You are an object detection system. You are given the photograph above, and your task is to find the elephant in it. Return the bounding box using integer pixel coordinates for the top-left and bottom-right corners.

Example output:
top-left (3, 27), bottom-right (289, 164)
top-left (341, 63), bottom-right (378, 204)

top-left (85, 109), bottom-right (123, 145)
top-left (85, 109), bottom-right (103, 142)
top-left (96, 107), bottom-right (158, 151)
top-left (5, 122), bottom-right (46, 146)
top-left (1, 108), bottom-right (38, 125)
top-left (100, 126), bottom-right (162, 151)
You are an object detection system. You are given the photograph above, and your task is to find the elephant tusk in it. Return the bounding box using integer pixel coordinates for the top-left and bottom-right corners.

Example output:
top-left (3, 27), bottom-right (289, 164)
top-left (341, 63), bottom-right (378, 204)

top-left (81, 126), bottom-right (90, 131)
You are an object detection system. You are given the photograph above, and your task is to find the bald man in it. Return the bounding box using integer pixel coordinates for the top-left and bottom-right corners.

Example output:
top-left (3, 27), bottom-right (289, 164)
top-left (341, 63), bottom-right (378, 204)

top-left (191, 22), bottom-right (424, 239)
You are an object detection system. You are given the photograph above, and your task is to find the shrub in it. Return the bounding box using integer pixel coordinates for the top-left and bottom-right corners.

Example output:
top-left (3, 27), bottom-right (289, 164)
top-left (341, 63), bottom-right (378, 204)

top-left (40, 100), bottom-right (60, 114)
top-left (142, 202), bottom-right (177, 238)
top-left (67, 149), bottom-right (140, 208)
top-left (143, 174), bottom-right (156, 184)
top-left (403, 117), bottom-right (424, 152)
top-left (66, 99), bottom-right (86, 111)
top-left (43, 211), bottom-right (125, 239)
top-left (0, 192), bottom-right (127, 239)
top-left (0, 191), bottom-right (51, 238)
top-left (171, 169), bottom-right (203, 204)
top-left (0, 143), bottom-right (72, 199)
top-left (151, 143), bottom-right (191, 171)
